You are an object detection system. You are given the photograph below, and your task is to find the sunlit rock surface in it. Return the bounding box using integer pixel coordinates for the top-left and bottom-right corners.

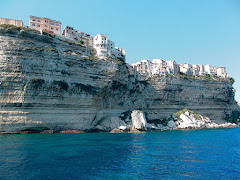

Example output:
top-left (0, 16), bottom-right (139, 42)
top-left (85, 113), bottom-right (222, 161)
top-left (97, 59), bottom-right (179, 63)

top-left (131, 110), bottom-right (147, 130)
top-left (0, 26), bottom-right (238, 132)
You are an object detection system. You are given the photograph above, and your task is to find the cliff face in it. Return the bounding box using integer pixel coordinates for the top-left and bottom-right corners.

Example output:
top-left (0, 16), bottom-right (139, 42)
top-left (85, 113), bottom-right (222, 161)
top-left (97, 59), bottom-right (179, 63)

top-left (0, 27), bottom-right (238, 132)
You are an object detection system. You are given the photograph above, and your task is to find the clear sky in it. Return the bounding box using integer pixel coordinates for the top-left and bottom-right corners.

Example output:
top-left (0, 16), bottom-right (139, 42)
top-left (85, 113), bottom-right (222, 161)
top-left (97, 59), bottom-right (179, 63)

top-left (1, 0), bottom-right (240, 102)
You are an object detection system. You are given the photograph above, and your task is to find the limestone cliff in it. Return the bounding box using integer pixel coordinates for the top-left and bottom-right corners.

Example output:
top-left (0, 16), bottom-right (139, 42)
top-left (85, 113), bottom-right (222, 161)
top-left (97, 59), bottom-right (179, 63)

top-left (0, 26), bottom-right (238, 132)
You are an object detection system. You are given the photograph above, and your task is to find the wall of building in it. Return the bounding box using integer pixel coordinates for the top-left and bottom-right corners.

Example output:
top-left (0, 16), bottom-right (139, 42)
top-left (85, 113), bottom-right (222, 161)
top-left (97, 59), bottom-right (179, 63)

top-left (132, 59), bottom-right (227, 79)
top-left (29, 16), bottom-right (61, 35)
top-left (62, 26), bottom-right (93, 46)
top-left (93, 34), bottom-right (125, 61)
top-left (0, 18), bottom-right (24, 27)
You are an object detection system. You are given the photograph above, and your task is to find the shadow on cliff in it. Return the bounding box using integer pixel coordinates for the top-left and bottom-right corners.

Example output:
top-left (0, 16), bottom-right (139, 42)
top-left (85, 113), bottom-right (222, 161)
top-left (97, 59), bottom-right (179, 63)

top-left (92, 63), bottom-right (238, 126)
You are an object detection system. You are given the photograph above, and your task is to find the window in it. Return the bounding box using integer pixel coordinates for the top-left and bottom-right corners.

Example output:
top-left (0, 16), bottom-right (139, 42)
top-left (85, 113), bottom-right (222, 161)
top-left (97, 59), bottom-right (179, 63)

top-left (105, 38), bottom-right (106, 40)
top-left (32, 19), bottom-right (35, 21)
top-left (101, 45), bottom-right (103, 47)
top-left (32, 23), bottom-right (35, 26)
top-left (38, 20), bottom-right (40, 22)
top-left (51, 27), bottom-right (54, 30)
top-left (37, 25), bottom-right (40, 27)
top-left (56, 28), bottom-right (58, 31)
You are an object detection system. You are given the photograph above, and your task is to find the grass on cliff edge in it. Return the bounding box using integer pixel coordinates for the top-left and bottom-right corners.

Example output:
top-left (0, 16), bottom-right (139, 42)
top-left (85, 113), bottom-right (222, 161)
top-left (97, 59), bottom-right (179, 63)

top-left (174, 109), bottom-right (202, 120)
top-left (0, 24), bottom-right (40, 34)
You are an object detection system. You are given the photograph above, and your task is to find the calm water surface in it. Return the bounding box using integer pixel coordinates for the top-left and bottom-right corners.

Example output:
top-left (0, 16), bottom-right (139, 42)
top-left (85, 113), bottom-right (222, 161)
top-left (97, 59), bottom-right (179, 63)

top-left (0, 128), bottom-right (240, 180)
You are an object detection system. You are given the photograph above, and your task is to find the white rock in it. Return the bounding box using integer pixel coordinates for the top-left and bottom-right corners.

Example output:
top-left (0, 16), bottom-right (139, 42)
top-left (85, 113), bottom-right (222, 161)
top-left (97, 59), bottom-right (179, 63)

top-left (131, 110), bottom-right (147, 130)
top-left (119, 126), bottom-right (126, 130)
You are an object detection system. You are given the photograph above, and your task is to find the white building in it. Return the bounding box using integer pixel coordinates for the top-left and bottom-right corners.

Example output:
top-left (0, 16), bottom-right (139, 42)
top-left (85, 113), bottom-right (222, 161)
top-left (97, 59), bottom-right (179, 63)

top-left (132, 60), bottom-right (152, 77)
top-left (216, 67), bottom-right (227, 78)
top-left (113, 47), bottom-right (126, 62)
top-left (165, 60), bottom-right (179, 75)
top-left (132, 59), bottom-right (179, 77)
top-left (192, 64), bottom-right (200, 75)
top-left (198, 65), bottom-right (205, 75)
top-left (151, 59), bottom-right (167, 75)
top-left (62, 26), bottom-right (93, 46)
top-left (132, 59), bottom-right (228, 79)
top-left (204, 64), bottom-right (214, 75)
top-left (93, 34), bottom-right (125, 61)
top-left (180, 63), bottom-right (192, 75)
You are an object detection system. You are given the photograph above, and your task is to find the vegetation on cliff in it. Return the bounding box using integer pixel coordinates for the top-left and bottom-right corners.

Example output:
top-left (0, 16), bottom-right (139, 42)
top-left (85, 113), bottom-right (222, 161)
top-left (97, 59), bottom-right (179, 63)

top-left (0, 24), bottom-right (40, 34)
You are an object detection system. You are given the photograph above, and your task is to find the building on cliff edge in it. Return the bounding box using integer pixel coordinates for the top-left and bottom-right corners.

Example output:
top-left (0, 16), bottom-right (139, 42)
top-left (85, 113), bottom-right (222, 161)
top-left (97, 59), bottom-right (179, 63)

top-left (93, 34), bottom-right (125, 62)
top-left (62, 26), bottom-right (93, 46)
top-left (29, 16), bottom-right (62, 35)
top-left (132, 59), bottom-right (228, 79)
top-left (0, 18), bottom-right (24, 27)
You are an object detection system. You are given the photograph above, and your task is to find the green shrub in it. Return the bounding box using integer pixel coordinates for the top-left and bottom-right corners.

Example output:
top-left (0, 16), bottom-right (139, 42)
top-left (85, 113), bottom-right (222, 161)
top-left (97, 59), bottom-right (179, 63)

top-left (205, 74), bottom-right (212, 80)
top-left (65, 60), bottom-right (77, 67)
top-left (72, 82), bottom-right (97, 95)
top-left (230, 78), bottom-right (235, 84)
top-left (82, 56), bottom-right (98, 61)
top-left (28, 79), bottom-right (45, 89)
top-left (225, 110), bottom-right (240, 123)
top-left (44, 48), bottom-right (57, 52)
top-left (111, 81), bottom-right (127, 91)
top-left (0, 24), bottom-right (40, 34)
top-left (174, 109), bottom-right (202, 120)
top-left (174, 109), bottom-right (188, 118)
top-left (78, 40), bottom-right (84, 45)
top-left (53, 80), bottom-right (69, 91)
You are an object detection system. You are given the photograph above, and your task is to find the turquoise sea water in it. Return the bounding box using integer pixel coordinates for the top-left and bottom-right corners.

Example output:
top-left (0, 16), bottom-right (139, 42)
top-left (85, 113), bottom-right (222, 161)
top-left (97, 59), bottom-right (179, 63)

top-left (0, 128), bottom-right (240, 180)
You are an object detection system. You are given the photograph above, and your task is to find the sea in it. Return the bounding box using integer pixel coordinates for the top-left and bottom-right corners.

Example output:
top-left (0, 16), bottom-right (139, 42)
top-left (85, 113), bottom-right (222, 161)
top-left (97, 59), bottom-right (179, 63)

top-left (0, 128), bottom-right (240, 180)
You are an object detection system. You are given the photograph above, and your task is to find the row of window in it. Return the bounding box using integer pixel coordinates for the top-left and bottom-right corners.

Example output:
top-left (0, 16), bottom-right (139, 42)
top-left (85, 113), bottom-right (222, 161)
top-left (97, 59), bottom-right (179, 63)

top-left (31, 24), bottom-right (58, 31)
top-left (31, 19), bottom-right (60, 26)
top-left (50, 27), bottom-right (59, 31)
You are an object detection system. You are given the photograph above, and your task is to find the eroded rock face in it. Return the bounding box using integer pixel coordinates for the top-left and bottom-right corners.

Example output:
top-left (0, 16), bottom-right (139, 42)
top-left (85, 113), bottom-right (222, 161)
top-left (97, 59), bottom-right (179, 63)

top-left (0, 28), bottom-right (238, 132)
top-left (177, 111), bottom-right (211, 129)
top-left (157, 110), bottom-right (238, 130)
top-left (131, 110), bottom-right (147, 130)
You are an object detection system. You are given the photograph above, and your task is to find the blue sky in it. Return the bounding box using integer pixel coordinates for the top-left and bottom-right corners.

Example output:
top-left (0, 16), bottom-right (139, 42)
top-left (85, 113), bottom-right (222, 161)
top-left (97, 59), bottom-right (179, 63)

top-left (1, 0), bottom-right (240, 102)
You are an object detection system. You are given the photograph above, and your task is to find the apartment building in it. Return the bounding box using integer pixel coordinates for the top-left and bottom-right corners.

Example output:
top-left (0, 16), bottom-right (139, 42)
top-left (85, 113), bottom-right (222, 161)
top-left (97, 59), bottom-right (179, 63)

top-left (29, 16), bottom-right (61, 35)
top-left (0, 18), bottom-right (24, 27)
top-left (132, 59), bottom-right (179, 77)
top-left (180, 63), bottom-right (192, 75)
top-left (166, 60), bottom-right (179, 75)
top-left (93, 34), bottom-right (125, 61)
top-left (132, 59), bottom-right (228, 79)
top-left (192, 64), bottom-right (200, 75)
top-left (198, 65), bottom-right (205, 75)
top-left (113, 47), bottom-right (126, 62)
top-left (204, 64), bottom-right (214, 75)
top-left (62, 26), bottom-right (93, 46)
top-left (151, 59), bottom-right (167, 75)
top-left (132, 60), bottom-right (152, 76)
top-left (216, 67), bottom-right (227, 78)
